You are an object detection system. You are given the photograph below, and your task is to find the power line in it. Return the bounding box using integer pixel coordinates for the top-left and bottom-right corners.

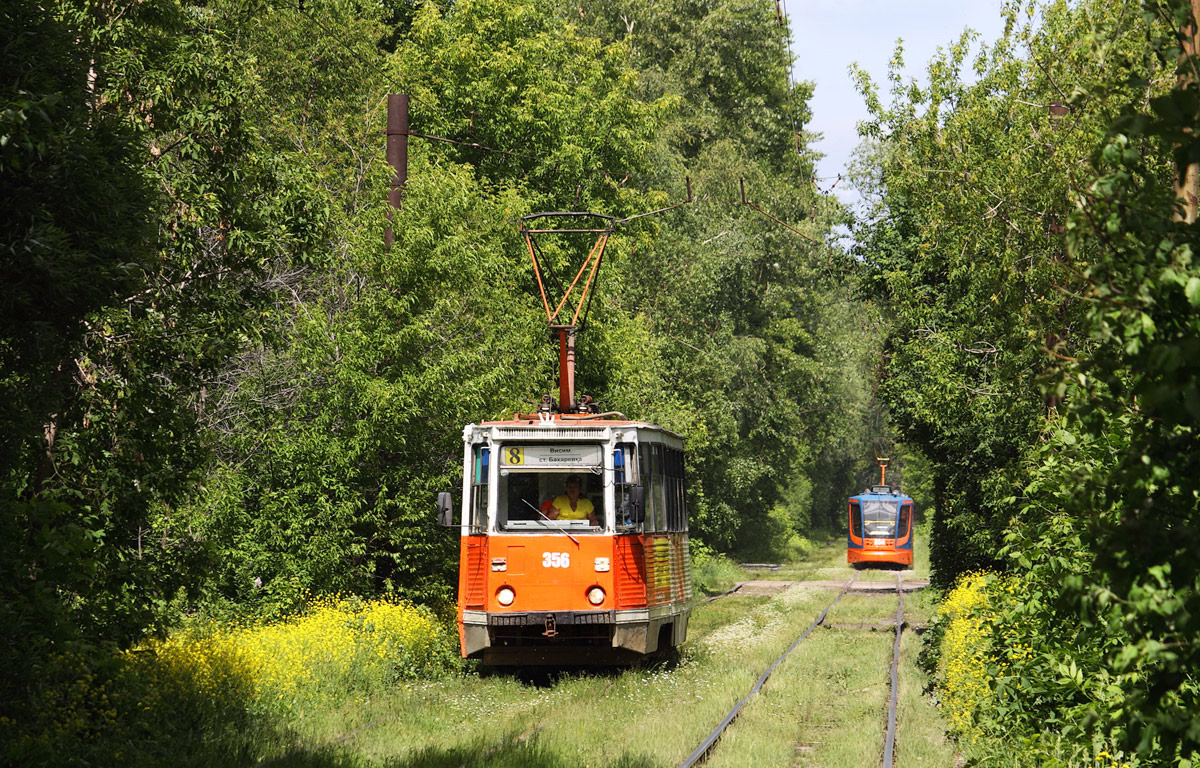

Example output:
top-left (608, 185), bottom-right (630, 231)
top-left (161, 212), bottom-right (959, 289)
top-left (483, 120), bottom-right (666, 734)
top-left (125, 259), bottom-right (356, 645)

top-left (403, 130), bottom-right (538, 161)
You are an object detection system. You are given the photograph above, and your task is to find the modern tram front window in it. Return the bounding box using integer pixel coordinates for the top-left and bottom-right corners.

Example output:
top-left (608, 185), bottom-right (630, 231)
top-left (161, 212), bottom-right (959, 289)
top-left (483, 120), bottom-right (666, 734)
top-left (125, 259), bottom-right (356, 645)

top-left (493, 443), bottom-right (605, 532)
top-left (861, 499), bottom-right (899, 538)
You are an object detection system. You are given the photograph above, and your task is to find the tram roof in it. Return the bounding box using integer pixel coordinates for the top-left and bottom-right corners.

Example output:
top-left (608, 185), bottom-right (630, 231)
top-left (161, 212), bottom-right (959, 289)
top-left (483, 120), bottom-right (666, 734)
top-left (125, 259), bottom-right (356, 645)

top-left (472, 413), bottom-right (683, 439)
top-left (849, 485), bottom-right (913, 502)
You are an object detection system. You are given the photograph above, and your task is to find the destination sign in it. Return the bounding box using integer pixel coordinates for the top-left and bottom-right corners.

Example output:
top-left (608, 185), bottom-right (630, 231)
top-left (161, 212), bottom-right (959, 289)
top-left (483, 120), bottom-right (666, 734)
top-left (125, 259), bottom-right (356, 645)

top-left (500, 444), bottom-right (602, 467)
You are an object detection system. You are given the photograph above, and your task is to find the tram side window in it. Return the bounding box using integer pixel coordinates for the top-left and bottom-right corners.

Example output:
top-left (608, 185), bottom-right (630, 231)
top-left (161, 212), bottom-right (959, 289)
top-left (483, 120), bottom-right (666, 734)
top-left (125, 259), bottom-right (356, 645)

top-left (664, 448), bottom-right (686, 532)
top-left (676, 449), bottom-right (687, 531)
top-left (652, 444), bottom-right (668, 532)
top-left (639, 443), bottom-right (654, 532)
top-left (849, 501), bottom-right (862, 538)
top-left (899, 503), bottom-right (912, 538)
top-left (663, 447), bottom-right (674, 531)
top-left (470, 446), bottom-right (489, 532)
top-left (615, 443), bottom-right (638, 529)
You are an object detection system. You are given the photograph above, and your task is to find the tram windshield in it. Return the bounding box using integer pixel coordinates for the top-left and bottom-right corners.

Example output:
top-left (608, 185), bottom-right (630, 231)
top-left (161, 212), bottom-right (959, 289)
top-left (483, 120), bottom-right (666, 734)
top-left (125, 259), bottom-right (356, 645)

top-left (861, 498), bottom-right (899, 537)
top-left (496, 470), bottom-right (605, 530)
top-left (492, 443), bottom-right (607, 532)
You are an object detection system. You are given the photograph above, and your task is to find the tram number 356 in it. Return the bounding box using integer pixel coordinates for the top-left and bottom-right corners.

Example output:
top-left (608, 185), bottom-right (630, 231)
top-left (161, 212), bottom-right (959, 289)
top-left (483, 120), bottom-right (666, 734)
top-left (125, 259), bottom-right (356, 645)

top-left (543, 552), bottom-right (570, 568)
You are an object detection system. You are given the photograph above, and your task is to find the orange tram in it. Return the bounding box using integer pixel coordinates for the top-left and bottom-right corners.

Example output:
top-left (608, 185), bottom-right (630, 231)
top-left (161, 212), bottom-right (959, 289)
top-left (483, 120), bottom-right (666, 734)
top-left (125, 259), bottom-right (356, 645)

top-left (439, 413), bottom-right (692, 665)
top-left (846, 485), bottom-right (914, 568)
top-left (436, 207), bottom-right (695, 665)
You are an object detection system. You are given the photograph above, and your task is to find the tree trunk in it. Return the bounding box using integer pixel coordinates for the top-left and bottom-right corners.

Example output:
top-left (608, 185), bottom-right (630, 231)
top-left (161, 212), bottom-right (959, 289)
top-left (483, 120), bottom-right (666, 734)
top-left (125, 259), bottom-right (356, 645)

top-left (1173, 0), bottom-right (1200, 223)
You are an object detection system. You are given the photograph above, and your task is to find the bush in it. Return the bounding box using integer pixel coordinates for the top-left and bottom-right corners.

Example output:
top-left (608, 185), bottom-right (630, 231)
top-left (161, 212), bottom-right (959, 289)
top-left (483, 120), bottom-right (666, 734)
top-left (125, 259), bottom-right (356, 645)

top-left (690, 540), bottom-right (745, 597)
top-left (6, 597), bottom-right (462, 767)
top-left (929, 570), bottom-right (1143, 767)
top-left (931, 572), bottom-right (993, 744)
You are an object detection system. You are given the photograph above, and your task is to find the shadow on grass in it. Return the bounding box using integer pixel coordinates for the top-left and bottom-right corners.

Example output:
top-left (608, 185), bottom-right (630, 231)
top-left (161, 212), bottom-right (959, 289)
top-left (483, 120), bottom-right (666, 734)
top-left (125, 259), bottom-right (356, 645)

top-left (259, 726), bottom-right (665, 768)
top-left (476, 647), bottom-right (690, 688)
top-left (7, 644), bottom-right (353, 768)
top-left (378, 739), bottom-right (662, 768)
top-left (13, 648), bottom-right (684, 767)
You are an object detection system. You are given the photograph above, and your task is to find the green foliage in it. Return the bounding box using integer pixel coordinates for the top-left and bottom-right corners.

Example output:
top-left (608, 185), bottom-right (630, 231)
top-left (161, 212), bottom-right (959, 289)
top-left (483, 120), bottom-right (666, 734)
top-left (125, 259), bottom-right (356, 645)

top-left (861, 0), bottom-right (1200, 762)
top-left (1046, 0), bottom-right (1200, 757)
top-left (187, 165), bottom-right (545, 613)
top-left (2, 0), bottom-right (316, 714)
top-left (2, 0), bottom-right (886, 752)
top-left (688, 540), bottom-right (745, 597)
top-left (929, 570), bottom-right (1140, 767)
top-left (852, 0), bottom-right (1161, 585)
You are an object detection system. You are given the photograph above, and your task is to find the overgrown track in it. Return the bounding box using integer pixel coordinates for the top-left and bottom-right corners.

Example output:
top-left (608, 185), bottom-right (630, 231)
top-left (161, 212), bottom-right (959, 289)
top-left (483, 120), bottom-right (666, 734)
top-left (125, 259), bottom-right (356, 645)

top-left (675, 572), bottom-right (861, 768)
top-left (682, 570), bottom-right (911, 768)
top-left (883, 572), bottom-right (904, 768)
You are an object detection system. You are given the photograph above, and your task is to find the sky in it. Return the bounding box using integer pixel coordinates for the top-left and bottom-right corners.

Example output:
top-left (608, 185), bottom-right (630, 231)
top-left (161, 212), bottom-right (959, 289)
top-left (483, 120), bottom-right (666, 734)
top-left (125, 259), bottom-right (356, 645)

top-left (787, 0), bottom-right (1007, 209)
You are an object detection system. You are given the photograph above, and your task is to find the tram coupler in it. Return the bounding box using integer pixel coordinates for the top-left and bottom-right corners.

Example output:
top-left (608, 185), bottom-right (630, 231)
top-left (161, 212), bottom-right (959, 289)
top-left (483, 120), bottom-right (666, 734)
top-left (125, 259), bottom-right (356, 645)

top-left (542, 615), bottom-right (558, 638)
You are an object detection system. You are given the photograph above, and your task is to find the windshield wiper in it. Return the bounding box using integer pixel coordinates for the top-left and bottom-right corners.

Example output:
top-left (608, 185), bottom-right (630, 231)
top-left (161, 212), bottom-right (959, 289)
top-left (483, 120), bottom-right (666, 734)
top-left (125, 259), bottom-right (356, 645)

top-left (521, 498), bottom-right (580, 546)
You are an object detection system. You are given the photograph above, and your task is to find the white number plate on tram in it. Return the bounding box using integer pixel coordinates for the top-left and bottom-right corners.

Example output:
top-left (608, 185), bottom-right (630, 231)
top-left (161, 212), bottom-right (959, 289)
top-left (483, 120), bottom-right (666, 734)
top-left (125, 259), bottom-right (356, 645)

top-left (871, 538), bottom-right (888, 546)
top-left (543, 552), bottom-right (570, 568)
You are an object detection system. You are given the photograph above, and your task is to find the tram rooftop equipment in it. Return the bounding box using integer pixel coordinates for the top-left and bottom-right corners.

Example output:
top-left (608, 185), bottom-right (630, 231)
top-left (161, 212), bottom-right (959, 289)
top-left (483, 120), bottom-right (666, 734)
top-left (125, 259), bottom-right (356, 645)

top-left (436, 188), bottom-right (695, 665)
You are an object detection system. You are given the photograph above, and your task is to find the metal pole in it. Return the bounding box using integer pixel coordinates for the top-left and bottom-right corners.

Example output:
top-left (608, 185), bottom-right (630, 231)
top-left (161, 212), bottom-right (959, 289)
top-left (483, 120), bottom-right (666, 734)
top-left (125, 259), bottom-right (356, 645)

top-left (385, 93), bottom-right (409, 247)
top-left (557, 328), bottom-right (576, 412)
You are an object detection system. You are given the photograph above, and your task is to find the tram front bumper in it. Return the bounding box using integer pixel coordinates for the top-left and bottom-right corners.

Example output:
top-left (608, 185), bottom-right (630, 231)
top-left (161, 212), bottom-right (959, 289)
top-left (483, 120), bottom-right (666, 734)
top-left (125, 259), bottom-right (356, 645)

top-left (461, 608), bottom-right (682, 656)
top-left (847, 548), bottom-right (913, 566)
top-left (462, 609), bottom-right (616, 655)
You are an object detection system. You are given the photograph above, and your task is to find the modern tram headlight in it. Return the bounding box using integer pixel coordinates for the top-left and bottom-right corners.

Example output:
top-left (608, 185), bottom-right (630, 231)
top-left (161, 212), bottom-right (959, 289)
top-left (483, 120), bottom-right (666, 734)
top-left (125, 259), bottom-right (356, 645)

top-left (587, 586), bottom-right (606, 606)
top-left (496, 586), bottom-right (515, 606)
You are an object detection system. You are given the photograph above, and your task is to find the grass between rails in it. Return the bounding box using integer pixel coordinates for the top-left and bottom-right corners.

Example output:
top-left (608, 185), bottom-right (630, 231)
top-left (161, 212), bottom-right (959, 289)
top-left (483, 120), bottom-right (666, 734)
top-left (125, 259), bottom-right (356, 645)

top-left (357, 541), bottom-right (948, 768)
top-left (699, 531), bottom-right (950, 768)
top-left (703, 615), bottom-right (894, 768)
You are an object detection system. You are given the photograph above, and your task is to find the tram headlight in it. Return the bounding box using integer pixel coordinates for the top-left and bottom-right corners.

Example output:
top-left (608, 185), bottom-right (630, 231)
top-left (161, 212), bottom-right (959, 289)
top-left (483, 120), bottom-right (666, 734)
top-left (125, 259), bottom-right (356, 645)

top-left (587, 586), bottom-right (606, 606)
top-left (496, 586), bottom-right (515, 606)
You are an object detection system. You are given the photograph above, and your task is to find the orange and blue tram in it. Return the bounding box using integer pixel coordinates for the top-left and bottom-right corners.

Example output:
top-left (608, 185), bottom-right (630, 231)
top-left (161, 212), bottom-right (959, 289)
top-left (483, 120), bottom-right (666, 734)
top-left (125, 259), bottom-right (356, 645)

top-left (846, 485), bottom-right (914, 568)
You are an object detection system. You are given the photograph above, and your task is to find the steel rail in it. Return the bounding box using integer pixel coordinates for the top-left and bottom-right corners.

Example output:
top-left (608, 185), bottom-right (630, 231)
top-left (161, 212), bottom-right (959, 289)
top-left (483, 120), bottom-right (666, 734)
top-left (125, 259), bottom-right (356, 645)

top-left (675, 572), bottom-right (860, 768)
top-left (882, 573), bottom-right (905, 768)
top-left (702, 583), bottom-right (745, 604)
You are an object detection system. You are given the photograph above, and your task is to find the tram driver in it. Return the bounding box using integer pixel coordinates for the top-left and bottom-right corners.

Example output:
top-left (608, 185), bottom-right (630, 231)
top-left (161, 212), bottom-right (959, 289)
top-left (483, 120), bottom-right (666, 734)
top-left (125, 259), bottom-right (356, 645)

top-left (545, 474), bottom-right (599, 526)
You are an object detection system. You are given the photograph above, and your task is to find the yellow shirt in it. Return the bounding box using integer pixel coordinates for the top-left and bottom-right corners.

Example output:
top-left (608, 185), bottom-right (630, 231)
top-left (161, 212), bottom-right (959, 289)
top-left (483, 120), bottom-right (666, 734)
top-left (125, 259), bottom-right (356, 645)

top-left (551, 495), bottom-right (594, 520)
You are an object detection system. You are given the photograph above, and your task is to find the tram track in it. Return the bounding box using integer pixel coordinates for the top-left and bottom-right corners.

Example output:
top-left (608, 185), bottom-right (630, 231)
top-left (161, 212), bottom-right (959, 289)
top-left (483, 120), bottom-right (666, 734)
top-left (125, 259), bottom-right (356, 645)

top-left (883, 571), bottom-right (904, 768)
top-left (676, 571), bottom-right (861, 768)
top-left (679, 570), bottom-right (911, 768)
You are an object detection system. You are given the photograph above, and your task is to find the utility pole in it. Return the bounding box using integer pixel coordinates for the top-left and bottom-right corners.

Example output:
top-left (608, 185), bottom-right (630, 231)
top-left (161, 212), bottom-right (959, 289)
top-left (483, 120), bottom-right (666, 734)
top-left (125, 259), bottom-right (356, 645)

top-left (385, 93), bottom-right (409, 246)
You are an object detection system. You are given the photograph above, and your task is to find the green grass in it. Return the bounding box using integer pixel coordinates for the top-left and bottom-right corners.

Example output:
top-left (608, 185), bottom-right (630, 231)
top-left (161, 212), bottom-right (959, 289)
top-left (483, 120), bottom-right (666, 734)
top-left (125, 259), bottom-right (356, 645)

top-left (19, 540), bottom-right (958, 768)
top-left (691, 549), bottom-right (754, 596)
top-left (270, 583), bottom-right (862, 767)
top-left (703, 620), bottom-right (893, 768)
top-left (761, 536), bottom-right (848, 581)
top-left (701, 554), bottom-right (956, 768)
top-left (896, 589), bottom-right (959, 767)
